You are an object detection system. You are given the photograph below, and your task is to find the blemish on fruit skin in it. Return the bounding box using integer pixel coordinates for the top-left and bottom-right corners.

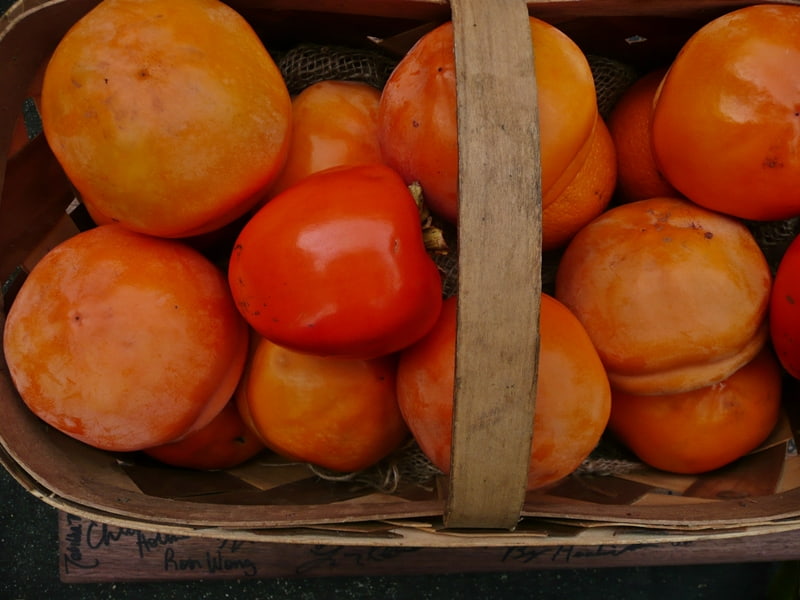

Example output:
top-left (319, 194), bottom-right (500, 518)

top-left (788, 294), bottom-right (796, 305)
top-left (704, 231), bottom-right (713, 239)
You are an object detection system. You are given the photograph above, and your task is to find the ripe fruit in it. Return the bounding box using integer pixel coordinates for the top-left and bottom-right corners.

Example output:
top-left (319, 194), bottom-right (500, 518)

top-left (555, 197), bottom-right (772, 395)
top-left (269, 80), bottom-right (384, 197)
top-left (228, 164), bottom-right (443, 359)
top-left (378, 17), bottom-right (597, 223)
top-left (236, 335), bottom-right (409, 472)
top-left (607, 67), bottom-right (681, 204)
top-left (396, 294), bottom-right (611, 491)
top-left (2, 224), bottom-right (249, 452)
top-left (143, 399), bottom-right (265, 470)
top-left (769, 233), bottom-right (800, 379)
top-left (651, 4), bottom-right (800, 220)
top-left (39, 0), bottom-right (291, 238)
top-left (542, 117), bottom-right (616, 251)
top-left (608, 347), bottom-right (782, 475)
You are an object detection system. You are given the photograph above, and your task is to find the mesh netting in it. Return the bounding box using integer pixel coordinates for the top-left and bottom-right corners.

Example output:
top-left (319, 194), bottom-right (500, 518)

top-left (276, 43), bottom-right (399, 95)
top-left (309, 440), bottom-right (443, 493)
top-left (587, 54), bottom-right (640, 118)
top-left (745, 217), bottom-right (800, 274)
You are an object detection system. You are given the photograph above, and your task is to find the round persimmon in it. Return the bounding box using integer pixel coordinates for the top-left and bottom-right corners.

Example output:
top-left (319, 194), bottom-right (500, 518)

top-left (143, 399), bottom-right (265, 470)
top-left (378, 17), bottom-right (597, 223)
top-left (228, 164), bottom-right (443, 360)
top-left (651, 4), bottom-right (800, 220)
top-left (39, 0), bottom-right (291, 238)
top-left (2, 224), bottom-right (249, 452)
top-left (236, 335), bottom-right (409, 473)
top-left (554, 197), bottom-right (772, 396)
top-left (607, 67), bottom-right (681, 204)
top-left (396, 294), bottom-right (611, 491)
top-left (542, 117), bottom-right (616, 251)
top-left (608, 347), bottom-right (782, 475)
top-left (268, 80), bottom-right (384, 197)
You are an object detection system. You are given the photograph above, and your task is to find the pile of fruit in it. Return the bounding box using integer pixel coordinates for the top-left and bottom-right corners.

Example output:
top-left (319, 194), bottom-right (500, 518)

top-left (3, 0), bottom-right (800, 491)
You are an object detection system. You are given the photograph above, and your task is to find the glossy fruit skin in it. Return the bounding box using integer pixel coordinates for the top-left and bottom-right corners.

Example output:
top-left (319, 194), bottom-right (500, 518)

top-left (555, 197), bottom-right (772, 396)
top-left (608, 347), bottom-right (782, 475)
top-left (228, 164), bottom-right (443, 359)
top-left (40, 0), bottom-right (291, 238)
top-left (651, 4), bottom-right (800, 220)
top-left (378, 18), bottom-right (597, 223)
top-left (236, 335), bottom-right (409, 472)
top-left (143, 399), bottom-right (265, 470)
top-left (769, 234), bottom-right (800, 379)
top-left (396, 294), bottom-right (611, 491)
top-left (2, 224), bottom-right (249, 452)
top-left (269, 80), bottom-right (384, 197)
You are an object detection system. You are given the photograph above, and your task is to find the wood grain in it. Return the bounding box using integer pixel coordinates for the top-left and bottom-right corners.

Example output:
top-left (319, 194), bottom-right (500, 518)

top-left (57, 511), bottom-right (800, 582)
top-left (445, 0), bottom-right (541, 530)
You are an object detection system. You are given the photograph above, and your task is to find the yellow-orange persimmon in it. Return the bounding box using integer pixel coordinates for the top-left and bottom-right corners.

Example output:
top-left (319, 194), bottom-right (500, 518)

top-left (236, 335), bottom-right (409, 473)
top-left (3, 224), bottom-right (249, 452)
top-left (40, 0), bottom-right (291, 238)
top-left (607, 67), bottom-right (680, 204)
top-left (143, 399), bottom-right (265, 470)
top-left (555, 197), bottom-right (772, 396)
top-left (542, 117), bottom-right (616, 251)
top-left (651, 4), bottom-right (800, 220)
top-left (609, 347), bottom-right (782, 475)
top-left (396, 294), bottom-right (611, 491)
top-left (378, 17), bottom-right (597, 223)
top-left (269, 80), bottom-right (385, 197)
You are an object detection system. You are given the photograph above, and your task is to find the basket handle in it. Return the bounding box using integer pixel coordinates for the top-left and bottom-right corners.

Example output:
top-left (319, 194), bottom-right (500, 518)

top-left (445, 0), bottom-right (542, 530)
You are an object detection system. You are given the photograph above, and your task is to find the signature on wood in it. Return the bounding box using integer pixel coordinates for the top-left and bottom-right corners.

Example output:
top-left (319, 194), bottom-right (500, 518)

top-left (61, 514), bottom-right (700, 579)
top-left (501, 542), bottom-right (694, 564)
top-left (62, 514), bottom-right (258, 577)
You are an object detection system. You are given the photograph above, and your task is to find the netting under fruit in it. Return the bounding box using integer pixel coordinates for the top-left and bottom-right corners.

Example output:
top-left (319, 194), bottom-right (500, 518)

top-left (276, 43), bottom-right (399, 94)
top-left (746, 217), bottom-right (800, 274)
top-left (587, 54), bottom-right (640, 118)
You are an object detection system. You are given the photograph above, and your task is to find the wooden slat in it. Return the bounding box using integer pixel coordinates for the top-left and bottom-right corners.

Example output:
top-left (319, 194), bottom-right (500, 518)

top-left (446, 0), bottom-right (541, 529)
top-left (57, 511), bottom-right (800, 582)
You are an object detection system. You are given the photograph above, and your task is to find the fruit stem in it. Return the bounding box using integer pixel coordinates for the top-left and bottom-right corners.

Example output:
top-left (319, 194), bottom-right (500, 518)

top-left (409, 182), bottom-right (449, 254)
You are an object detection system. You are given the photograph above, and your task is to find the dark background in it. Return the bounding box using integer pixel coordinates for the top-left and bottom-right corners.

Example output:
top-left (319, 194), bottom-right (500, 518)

top-left (1, 0), bottom-right (797, 597)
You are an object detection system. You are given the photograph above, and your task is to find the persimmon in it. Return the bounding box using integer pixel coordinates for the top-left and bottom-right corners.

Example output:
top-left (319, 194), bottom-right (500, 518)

top-left (2, 224), bottom-right (249, 452)
top-left (770, 232), bottom-right (800, 379)
top-left (396, 294), bottom-right (611, 491)
top-left (608, 347), bottom-right (782, 475)
top-left (607, 67), bottom-right (681, 204)
top-left (228, 164), bottom-right (443, 360)
top-left (39, 0), bottom-right (291, 238)
top-left (236, 335), bottom-right (409, 473)
top-left (269, 80), bottom-right (384, 197)
top-left (555, 197), bottom-right (772, 396)
top-left (143, 399), bottom-right (265, 470)
top-left (651, 4), bottom-right (800, 221)
top-left (542, 117), bottom-right (616, 251)
top-left (378, 17), bottom-right (597, 223)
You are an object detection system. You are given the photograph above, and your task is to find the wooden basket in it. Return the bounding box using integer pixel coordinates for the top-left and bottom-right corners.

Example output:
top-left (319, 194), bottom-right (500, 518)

top-left (3, 0), bottom-right (800, 547)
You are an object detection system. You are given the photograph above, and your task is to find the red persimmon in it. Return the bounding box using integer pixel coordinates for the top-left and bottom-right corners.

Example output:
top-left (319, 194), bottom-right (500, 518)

top-left (228, 164), bottom-right (443, 359)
